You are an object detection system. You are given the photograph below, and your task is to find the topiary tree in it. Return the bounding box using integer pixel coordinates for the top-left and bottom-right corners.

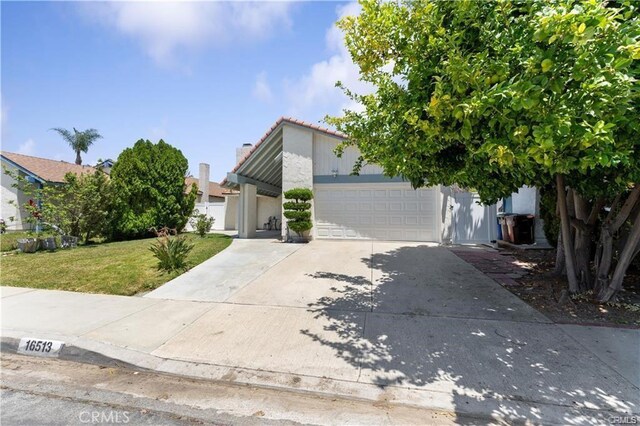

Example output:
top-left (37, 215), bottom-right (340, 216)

top-left (109, 139), bottom-right (197, 240)
top-left (283, 188), bottom-right (313, 238)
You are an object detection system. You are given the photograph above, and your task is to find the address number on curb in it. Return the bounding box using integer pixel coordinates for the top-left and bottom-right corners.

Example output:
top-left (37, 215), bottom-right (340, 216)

top-left (18, 337), bottom-right (64, 357)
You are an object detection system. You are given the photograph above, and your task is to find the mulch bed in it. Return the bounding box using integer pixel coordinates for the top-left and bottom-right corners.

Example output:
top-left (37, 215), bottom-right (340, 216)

top-left (450, 246), bottom-right (640, 328)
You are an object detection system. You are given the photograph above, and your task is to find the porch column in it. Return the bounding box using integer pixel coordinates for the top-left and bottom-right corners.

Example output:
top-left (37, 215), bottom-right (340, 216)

top-left (237, 183), bottom-right (257, 238)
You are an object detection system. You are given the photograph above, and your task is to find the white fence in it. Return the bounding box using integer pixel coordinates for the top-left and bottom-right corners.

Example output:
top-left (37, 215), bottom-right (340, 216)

top-left (185, 202), bottom-right (226, 232)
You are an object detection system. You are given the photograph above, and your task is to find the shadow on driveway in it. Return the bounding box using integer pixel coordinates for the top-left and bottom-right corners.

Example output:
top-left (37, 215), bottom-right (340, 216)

top-left (302, 244), bottom-right (639, 424)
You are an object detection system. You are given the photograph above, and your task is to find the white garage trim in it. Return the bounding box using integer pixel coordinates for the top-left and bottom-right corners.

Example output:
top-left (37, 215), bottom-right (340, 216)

top-left (313, 182), bottom-right (441, 242)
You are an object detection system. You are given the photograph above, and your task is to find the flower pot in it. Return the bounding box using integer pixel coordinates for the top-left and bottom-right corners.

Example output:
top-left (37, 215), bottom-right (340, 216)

top-left (17, 238), bottom-right (38, 253)
top-left (39, 236), bottom-right (57, 251)
top-left (61, 235), bottom-right (79, 249)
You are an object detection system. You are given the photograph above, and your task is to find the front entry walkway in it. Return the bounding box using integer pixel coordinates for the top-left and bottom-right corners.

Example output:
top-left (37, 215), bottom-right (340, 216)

top-left (144, 237), bottom-right (302, 302)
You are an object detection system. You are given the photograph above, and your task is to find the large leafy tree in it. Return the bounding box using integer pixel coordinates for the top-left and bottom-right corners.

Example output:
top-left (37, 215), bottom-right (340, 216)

top-left (51, 127), bottom-right (103, 165)
top-left (109, 139), bottom-right (197, 240)
top-left (327, 0), bottom-right (639, 301)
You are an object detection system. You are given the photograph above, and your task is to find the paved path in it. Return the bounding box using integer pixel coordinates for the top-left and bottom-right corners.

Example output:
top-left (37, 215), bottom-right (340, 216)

top-left (2, 240), bottom-right (638, 424)
top-left (145, 238), bottom-right (302, 301)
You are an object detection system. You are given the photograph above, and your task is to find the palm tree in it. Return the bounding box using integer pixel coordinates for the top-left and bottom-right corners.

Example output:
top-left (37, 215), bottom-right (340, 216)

top-left (51, 127), bottom-right (102, 165)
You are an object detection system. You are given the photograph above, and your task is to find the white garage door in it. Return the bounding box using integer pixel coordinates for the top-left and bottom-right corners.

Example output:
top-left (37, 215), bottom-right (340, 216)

top-left (313, 183), bottom-right (440, 242)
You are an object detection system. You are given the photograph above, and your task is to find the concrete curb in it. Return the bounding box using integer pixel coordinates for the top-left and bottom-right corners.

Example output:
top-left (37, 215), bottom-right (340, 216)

top-left (1, 329), bottom-right (624, 425)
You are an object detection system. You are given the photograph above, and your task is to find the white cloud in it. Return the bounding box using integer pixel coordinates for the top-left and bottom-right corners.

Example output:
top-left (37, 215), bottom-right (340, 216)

top-left (78, 1), bottom-right (293, 66)
top-left (285, 2), bottom-right (371, 116)
top-left (18, 139), bottom-right (36, 156)
top-left (252, 71), bottom-right (274, 103)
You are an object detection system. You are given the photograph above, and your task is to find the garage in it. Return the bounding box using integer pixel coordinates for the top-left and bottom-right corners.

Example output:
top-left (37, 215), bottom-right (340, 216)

top-left (313, 183), bottom-right (441, 242)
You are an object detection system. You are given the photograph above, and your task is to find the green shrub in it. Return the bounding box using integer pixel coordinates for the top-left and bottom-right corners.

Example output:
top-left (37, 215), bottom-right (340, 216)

top-left (149, 235), bottom-right (194, 272)
top-left (110, 139), bottom-right (197, 240)
top-left (283, 211), bottom-right (311, 221)
top-left (283, 188), bottom-right (313, 201)
top-left (190, 211), bottom-right (215, 237)
top-left (283, 188), bottom-right (313, 237)
top-left (283, 201), bottom-right (311, 211)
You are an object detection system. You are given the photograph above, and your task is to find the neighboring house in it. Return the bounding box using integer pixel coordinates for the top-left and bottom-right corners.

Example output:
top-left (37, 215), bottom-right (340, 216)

top-left (95, 159), bottom-right (115, 175)
top-left (1, 152), bottom-right (97, 231)
top-left (221, 117), bottom-right (547, 244)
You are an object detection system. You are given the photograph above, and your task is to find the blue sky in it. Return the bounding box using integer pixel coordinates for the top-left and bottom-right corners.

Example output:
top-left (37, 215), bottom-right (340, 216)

top-left (1, 1), bottom-right (364, 180)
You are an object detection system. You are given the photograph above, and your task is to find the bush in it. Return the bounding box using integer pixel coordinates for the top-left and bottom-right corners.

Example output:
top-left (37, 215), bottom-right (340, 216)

top-left (283, 210), bottom-right (311, 221)
top-left (283, 188), bottom-right (313, 237)
top-left (190, 211), bottom-right (215, 237)
top-left (110, 139), bottom-right (197, 240)
top-left (149, 235), bottom-right (194, 273)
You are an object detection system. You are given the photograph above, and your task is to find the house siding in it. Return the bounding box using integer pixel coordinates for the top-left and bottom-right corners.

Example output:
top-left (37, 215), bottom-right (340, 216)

top-left (281, 125), bottom-right (314, 239)
top-left (312, 133), bottom-right (383, 176)
top-left (1, 161), bottom-right (30, 231)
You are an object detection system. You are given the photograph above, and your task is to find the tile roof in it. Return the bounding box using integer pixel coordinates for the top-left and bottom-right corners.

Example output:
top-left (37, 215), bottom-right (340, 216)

top-left (184, 177), bottom-right (231, 198)
top-left (221, 117), bottom-right (346, 186)
top-left (1, 151), bottom-right (98, 183)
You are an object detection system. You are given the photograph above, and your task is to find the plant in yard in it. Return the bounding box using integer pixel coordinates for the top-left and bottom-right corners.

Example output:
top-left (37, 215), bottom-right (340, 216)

top-left (109, 139), bottom-right (197, 240)
top-left (5, 168), bottom-right (114, 243)
top-left (327, 0), bottom-right (639, 301)
top-left (149, 235), bottom-right (194, 273)
top-left (283, 188), bottom-right (313, 239)
top-left (190, 210), bottom-right (215, 237)
top-left (51, 127), bottom-right (102, 165)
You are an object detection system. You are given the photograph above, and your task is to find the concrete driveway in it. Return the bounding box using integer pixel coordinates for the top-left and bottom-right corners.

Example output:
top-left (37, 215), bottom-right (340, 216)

top-left (3, 240), bottom-right (638, 424)
top-left (145, 238), bottom-right (303, 301)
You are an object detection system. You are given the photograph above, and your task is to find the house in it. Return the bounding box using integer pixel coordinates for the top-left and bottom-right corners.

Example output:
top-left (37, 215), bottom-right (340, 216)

top-left (95, 159), bottom-right (115, 174)
top-left (220, 117), bottom-right (547, 244)
top-left (1, 152), bottom-right (98, 231)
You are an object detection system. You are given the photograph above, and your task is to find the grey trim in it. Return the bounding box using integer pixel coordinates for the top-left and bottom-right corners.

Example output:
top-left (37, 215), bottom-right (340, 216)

top-left (313, 174), bottom-right (406, 184)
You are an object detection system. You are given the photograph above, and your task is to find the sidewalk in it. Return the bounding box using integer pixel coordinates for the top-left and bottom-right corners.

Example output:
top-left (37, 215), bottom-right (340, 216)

top-left (2, 241), bottom-right (639, 424)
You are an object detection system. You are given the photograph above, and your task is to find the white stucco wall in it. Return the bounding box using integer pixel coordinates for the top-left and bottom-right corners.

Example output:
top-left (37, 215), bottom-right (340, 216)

top-left (510, 186), bottom-right (537, 214)
top-left (282, 125), bottom-right (314, 239)
top-left (1, 162), bottom-right (29, 231)
top-left (312, 133), bottom-right (383, 176)
top-left (224, 195), bottom-right (238, 230)
top-left (256, 195), bottom-right (282, 230)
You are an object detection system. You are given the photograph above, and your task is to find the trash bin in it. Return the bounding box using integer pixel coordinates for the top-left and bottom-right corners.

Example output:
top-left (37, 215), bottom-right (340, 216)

top-left (497, 214), bottom-right (515, 243)
top-left (509, 214), bottom-right (535, 245)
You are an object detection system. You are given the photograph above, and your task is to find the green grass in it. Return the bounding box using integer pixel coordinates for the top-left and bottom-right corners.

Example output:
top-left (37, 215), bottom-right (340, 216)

top-left (0, 233), bottom-right (232, 296)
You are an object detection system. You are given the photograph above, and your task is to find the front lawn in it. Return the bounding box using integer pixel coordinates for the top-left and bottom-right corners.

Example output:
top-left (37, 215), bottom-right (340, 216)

top-left (0, 233), bottom-right (232, 296)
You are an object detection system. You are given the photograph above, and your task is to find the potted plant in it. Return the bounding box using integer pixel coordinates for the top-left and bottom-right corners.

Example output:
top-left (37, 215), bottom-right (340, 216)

top-left (17, 237), bottom-right (38, 253)
top-left (283, 188), bottom-right (313, 243)
top-left (39, 235), bottom-right (57, 251)
top-left (61, 235), bottom-right (79, 248)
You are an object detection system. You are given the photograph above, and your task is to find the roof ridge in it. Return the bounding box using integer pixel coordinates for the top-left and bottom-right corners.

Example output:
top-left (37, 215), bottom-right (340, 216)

top-left (1, 150), bottom-right (88, 167)
top-left (223, 116), bottom-right (346, 184)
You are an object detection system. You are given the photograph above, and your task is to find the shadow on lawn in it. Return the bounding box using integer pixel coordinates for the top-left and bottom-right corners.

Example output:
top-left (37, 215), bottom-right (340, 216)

top-left (301, 245), bottom-right (638, 424)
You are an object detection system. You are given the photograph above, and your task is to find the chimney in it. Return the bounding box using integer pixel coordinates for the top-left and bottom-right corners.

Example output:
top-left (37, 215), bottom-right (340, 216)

top-left (236, 143), bottom-right (253, 164)
top-left (199, 163), bottom-right (210, 203)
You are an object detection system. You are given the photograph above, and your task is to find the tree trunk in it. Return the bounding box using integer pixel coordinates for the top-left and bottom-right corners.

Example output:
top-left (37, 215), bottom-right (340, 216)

top-left (599, 207), bottom-right (640, 302)
top-left (594, 185), bottom-right (640, 298)
top-left (556, 174), bottom-right (579, 293)
top-left (75, 151), bottom-right (82, 165)
top-left (594, 223), bottom-right (614, 294)
top-left (554, 229), bottom-right (566, 276)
